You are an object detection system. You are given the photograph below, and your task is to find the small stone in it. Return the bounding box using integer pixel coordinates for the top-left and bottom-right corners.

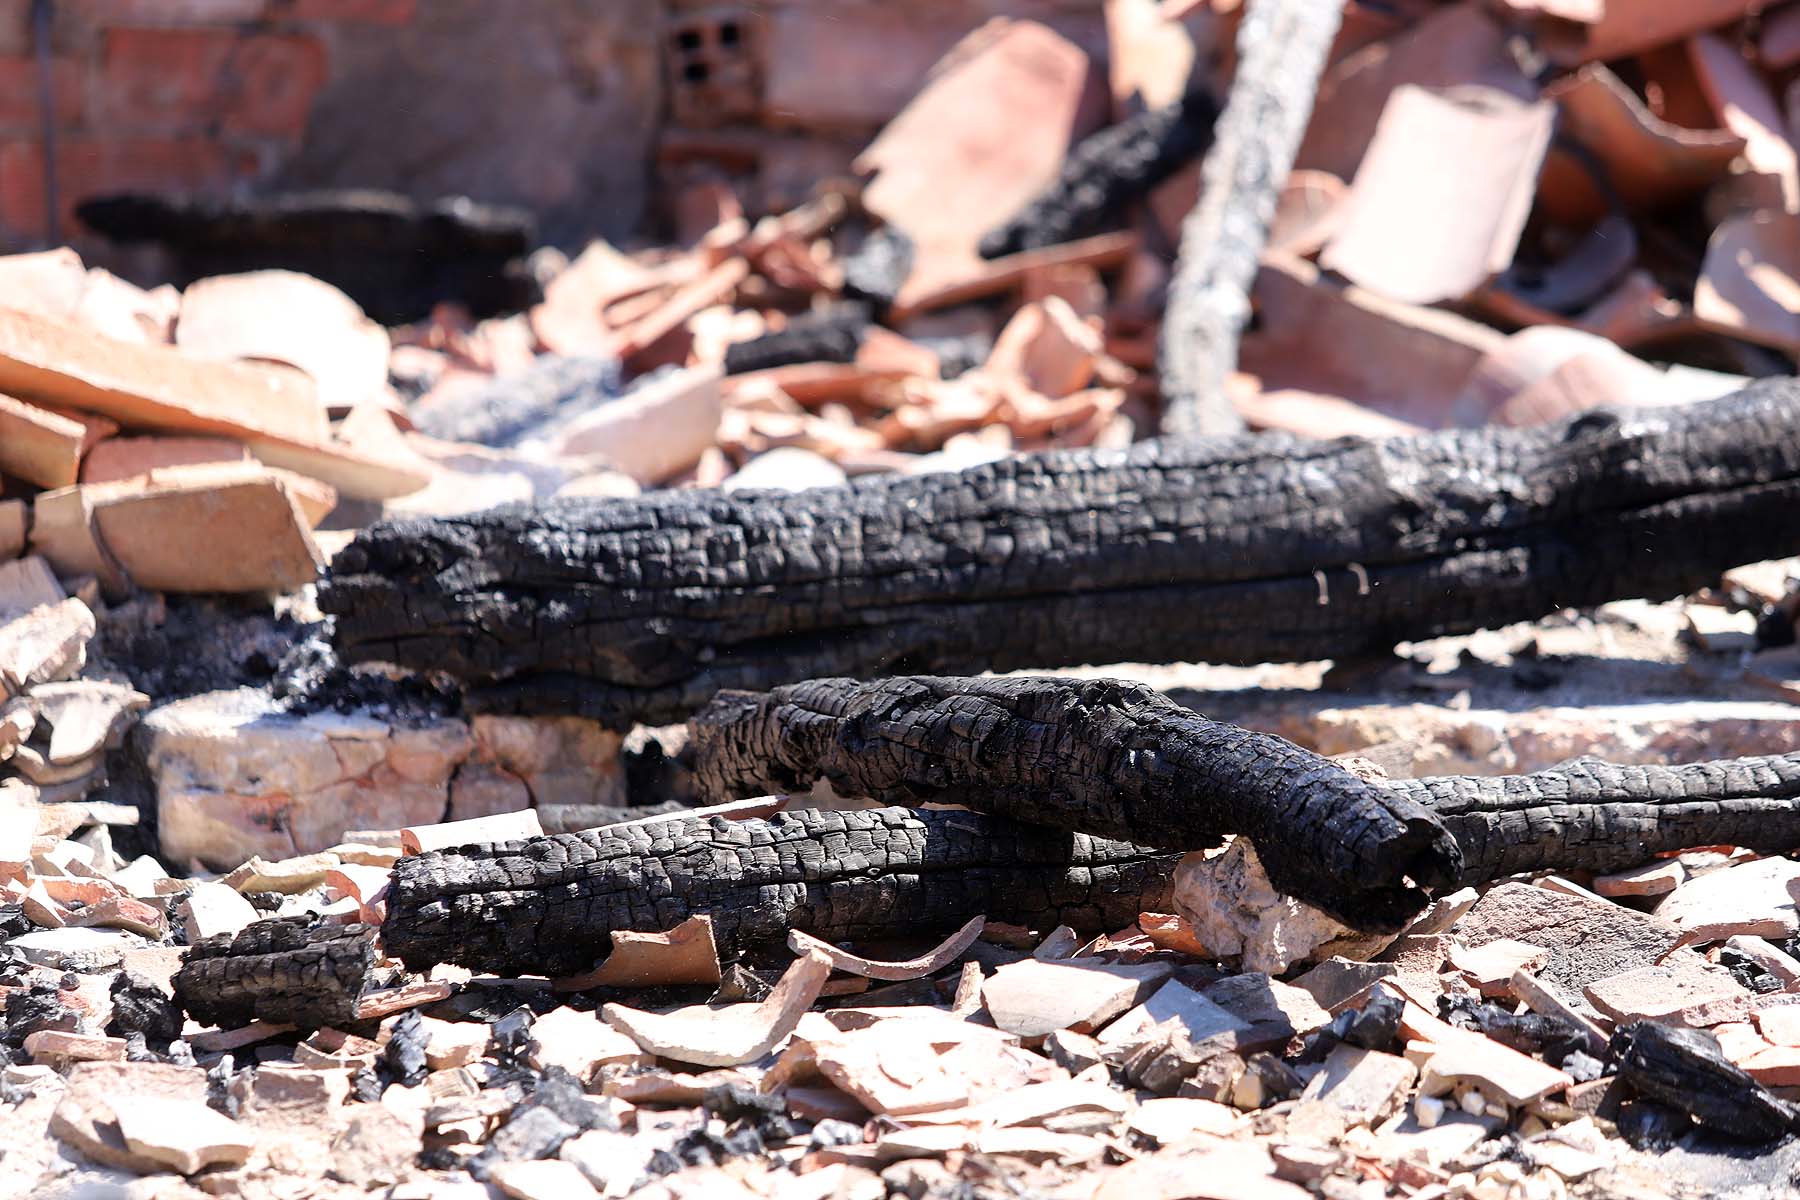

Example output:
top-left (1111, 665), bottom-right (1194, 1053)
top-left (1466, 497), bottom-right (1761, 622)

top-left (1740, 1043), bottom-right (1800, 1087)
top-left (1584, 963), bottom-right (1749, 1024)
top-left (1758, 1005), bottom-right (1800, 1047)
top-left (1045, 1029), bottom-right (1103, 1075)
top-left (1292, 958), bottom-right (1399, 1011)
top-left (982, 957), bottom-right (1173, 1038)
top-left (1204, 972), bottom-right (1331, 1051)
top-left (114, 1099), bottom-right (254, 1175)
top-left (491, 1157), bottom-right (601, 1200)
top-left (1592, 859), bottom-right (1687, 898)
top-left (420, 1016), bottom-right (492, 1070)
top-left (179, 880), bottom-right (260, 942)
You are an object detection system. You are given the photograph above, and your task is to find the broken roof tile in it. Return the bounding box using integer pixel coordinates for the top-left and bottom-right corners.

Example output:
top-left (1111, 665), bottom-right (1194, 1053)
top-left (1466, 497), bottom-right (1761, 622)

top-left (1322, 85), bottom-right (1553, 305)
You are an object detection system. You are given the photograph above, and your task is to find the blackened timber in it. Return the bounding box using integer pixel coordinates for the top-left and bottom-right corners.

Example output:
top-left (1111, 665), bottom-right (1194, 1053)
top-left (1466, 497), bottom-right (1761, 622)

top-left (173, 918), bottom-right (380, 1030)
top-left (322, 384), bottom-right (1800, 728)
top-left (1159, 0), bottom-right (1343, 436)
top-left (1390, 752), bottom-right (1800, 883)
top-left (978, 91), bottom-right (1220, 259)
top-left (689, 675), bottom-right (1459, 930)
top-left (380, 807), bottom-right (1178, 976)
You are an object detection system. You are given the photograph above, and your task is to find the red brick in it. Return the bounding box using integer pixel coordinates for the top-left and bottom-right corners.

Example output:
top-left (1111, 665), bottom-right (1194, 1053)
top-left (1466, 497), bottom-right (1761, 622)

top-left (67, 0), bottom-right (267, 23)
top-left (285, 0), bottom-right (416, 22)
top-left (219, 33), bottom-right (327, 139)
top-left (0, 138), bottom-right (248, 241)
top-left (0, 56), bottom-right (83, 133)
top-left (98, 28), bottom-right (237, 132)
top-left (98, 28), bottom-right (325, 141)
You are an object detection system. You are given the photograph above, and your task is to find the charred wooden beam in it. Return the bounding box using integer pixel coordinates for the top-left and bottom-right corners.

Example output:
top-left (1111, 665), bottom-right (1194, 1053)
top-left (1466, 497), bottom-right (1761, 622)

top-left (722, 304), bottom-right (871, 376)
top-left (1393, 752), bottom-right (1800, 883)
top-left (380, 807), bottom-right (1178, 977)
top-left (1159, 0), bottom-right (1343, 437)
top-left (689, 676), bottom-right (1459, 930)
top-left (978, 91), bottom-right (1220, 259)
top-left (322, 383), bottom-right (1800, 729)
top-left (1610, 1020), bottom-right (1799, 1142)
top-left (75, 189), bottom-right (536, 324)
top-left (173, 917), bottom-right (380, 1031)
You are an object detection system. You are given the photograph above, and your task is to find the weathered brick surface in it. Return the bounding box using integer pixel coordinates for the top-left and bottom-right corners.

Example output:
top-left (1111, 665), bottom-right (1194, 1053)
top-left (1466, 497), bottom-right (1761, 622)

top-left (97, 28), bottom-right (326, 139)
top-left (0, 55), bottom-right (84, 134)
top-left (0, 137), bottom-right (245, 239)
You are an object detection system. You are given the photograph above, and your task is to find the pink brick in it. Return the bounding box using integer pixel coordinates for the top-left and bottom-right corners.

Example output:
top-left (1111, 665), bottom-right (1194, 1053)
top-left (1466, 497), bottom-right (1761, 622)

top-left (0, 56), bottom-right (83, 133)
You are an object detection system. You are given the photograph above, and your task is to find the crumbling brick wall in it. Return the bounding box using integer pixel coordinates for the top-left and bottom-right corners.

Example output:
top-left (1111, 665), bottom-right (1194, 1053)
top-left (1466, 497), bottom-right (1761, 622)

top-left (0, 0), bottom-right (664, 254)
top-left (0, 0), bottom-right (1107, 260)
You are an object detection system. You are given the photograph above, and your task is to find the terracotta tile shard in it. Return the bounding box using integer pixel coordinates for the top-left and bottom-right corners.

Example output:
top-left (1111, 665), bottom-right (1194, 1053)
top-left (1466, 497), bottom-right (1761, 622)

top-left (555, 913), bottom-right (723, 991)
top-left (24, 1030), bottom-right (126, 1063)
top-left (1237, 256), bottom-right (1505, 429)
top-left (1459, 881), bottom-right (1684, 997)
top-left (1728, 936), bottom-right (1800, 989)
top-left (1097, 978), bottom-right (1253, 1055)
top-left (80, 436), bottom-right (253, 485)
top-left (1297, 3), bottom-right (1535, 183)
top-left (1231, 380), bottom-right (1425, 439)
top-left (1138, 912), bottom-right (1210, 957)
top-left (1267, 169), bottom-right (1349, 258)
top-left (1594, 859), bottom-right (1688, 898)
top-left (602, 947), bottom-right (831, 1068)
top-left (553, 365), bottom-right (724, 486)
top-left (49, 1062), bottom-right (210, 1174)
top-left (1655, 856), bottom-right (1800, 939)
top-left (985, 298), bottom-right (1107, 398)
top-left (527, 1005), bottom-right (654, 1081)
top-left (788, 915), bottom-right (983, 983)
top-left (177, 271), bottom-right (391, 412)
top-left (400, 808), bottom-right (544, 855)
top-left (1322, 86), bottom-right (1552, 305)
top-left (611, 256), bottom-right (750, 362)
top-left (0, 500), bottom-right (23, 560)
top-left (419, 1016), bottom-right (490, 1070)
top-left (1303, 1044), bottom-right (1417, 1125)
top-left (354, 978), bottom-right (454, 1020)
top-left (114, 1099), bottom-right (254, 1175)
top-left (0, 249), bottom-right (87, 321)
top-left (180, 880), bottom-right (261, 943)
top-left (530, 240), bottom-right (659, 356)
top-left (0, 557), bottom-right (63, 618)
top-left (89, 471), bottom-right (324, 593)
top-left (491, 1158), bottom-right (601, 1200)
top-left (188, 1021), bottom-right (296, 1053)
top-left (0, 394), bottom-right (102, 489)
top-left (1449, 939), bottom-right (1550, 997)
top-left (1544, 64), bottom-right (1743, 220)
top-left (1128, 1096), bottom-right (1245, 1143)
top-left (856, 19), bottom-right (1105, 308)
top-left (224, 851), bottom-right (340, 894)
top-left (0, 598), bottom-right (94, 700)
top-left (1689, 33), bottom-right (1799, 211)
top-left (1584, 963), bottom-right (1751, 1025)
top-left (1534, 0), bottom-right (1768, 66)
top-left (1696, 211), bottom-right (1800, 358)
top-left (0, 304), bottom-right (325, 445)
top-left (804, 1017), bottom-right (1057, 1117)
top-left (888, 231), bottom-right (1136, 320)
top-left (982, 958), bottom-right (1174, 1038)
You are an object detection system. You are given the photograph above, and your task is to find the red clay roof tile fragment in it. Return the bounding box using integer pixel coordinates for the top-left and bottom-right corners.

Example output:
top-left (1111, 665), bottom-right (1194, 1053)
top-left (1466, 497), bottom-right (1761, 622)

top-left (1321, 85), bottom-right (1553, 305)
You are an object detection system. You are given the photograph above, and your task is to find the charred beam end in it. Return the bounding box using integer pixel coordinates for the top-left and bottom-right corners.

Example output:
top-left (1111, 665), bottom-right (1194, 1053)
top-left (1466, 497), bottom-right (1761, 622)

top-left (173, 917), bottom-right (380, 1031)
top-left (977, 90), bottom-right (1221, 260)
top-left (721, 303), bottom-right (872, 376)
top-left (321, 383), bottom-right (1800, 730)
top-left (1391, 752), bottom-right (1800, 884)
top-left (380, 806), bottom-right (1178, 977)
top-left (1159, 0), bottom-right (1344, 437)
top-left (689, 675), bottom-right (1459, 931)
top-left (1611, 1020), bottom-right (1800, 1142)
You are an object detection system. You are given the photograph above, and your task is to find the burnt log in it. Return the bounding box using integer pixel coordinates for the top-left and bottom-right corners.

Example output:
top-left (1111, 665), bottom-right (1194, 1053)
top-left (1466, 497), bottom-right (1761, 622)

top-left (410, 356), bottom-right (620, 448)
top-left (1159, 0), bottom-right (1343, 437)
top-left (322, 383), bottom-right (1800, 729)
top-left (380, 807), bottom-right (1178, 977)
top-left (689, 675), bottom-right (1459, 930)
top-left (75, 189), bottom-right (536, 324)
top-left (1392, 752), bottom-right (1800, 883)
top-left (173, 918), bottom-right (380, 1030)
top-left (1611, 1020), bottom-right (1799, 1142)
top-left (978, 91), bottom-right (1220, 259)
top-left (722, 304), bottom-right (871, 375)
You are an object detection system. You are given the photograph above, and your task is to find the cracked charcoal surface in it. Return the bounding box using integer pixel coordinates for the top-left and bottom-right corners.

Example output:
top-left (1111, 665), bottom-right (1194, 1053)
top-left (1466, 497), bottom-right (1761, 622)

top-left (979, 91), bottom-right (1221, 259)
top-left (1390, 751), bottom-right (1800, 882)
top-left (1611, 1021), bottom-right (1799, 1142)
top-left (722, 304), bottom-right (870, 375)
top-left (689, 675), bottom-right (1459, 930)
top-left (381, 806), bottom-right (1178, 976)
top-left (173, 917), bottom-right (379, 1030)
top-left (839, 226), bottom-right (914, 310)
top-left (322, 384), bottom-right (1800, 730)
